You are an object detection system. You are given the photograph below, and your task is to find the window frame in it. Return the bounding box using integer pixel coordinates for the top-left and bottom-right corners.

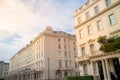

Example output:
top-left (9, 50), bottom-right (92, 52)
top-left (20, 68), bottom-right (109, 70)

top-left (93, 63), bottom-right (97, 75)
top-left (65, 61), bottom-right (68, 68)
top-left (58, 44), bottom-right (61, 49)
top-left (106, 0), bottom-right (111, 7)
top-left (79, 30), bottom-right (84, 38)
top-left (59, 61), bottom-right (62, 68)
top-left (86, 11), bottom-right (89, 19)
top-left (109, 13), bottom-right (117, 25)
top-left (94, 5), bottom-right (99, 14)
top-left (88, 25), bottom-right (93, 35)
top-left (78, 17), bottom-right (81, 24)
top-left (90, 44), bottom-right (94, 53)
top-left (58, 38), bottom-right (60, 42)
top-left (81, 47), bottom-right (85, 56)
top-left (97, 20), bottom-right (103, 30)
top-left (83, 64), bottom-right (88, 75)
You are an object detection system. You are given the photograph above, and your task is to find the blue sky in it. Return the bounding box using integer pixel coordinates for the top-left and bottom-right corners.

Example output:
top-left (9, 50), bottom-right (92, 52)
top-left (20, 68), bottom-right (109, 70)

top-left (0, 0), bottom-right (87, 62)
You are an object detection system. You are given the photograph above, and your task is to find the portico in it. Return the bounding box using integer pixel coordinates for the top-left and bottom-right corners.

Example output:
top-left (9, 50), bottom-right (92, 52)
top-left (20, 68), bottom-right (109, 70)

top-left (90, 50), bottom-right (120, 80)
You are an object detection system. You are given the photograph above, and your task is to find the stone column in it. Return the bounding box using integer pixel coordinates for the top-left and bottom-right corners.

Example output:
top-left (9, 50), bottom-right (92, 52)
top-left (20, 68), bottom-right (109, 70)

top-left (39, 72), bottom-right (41, 80)
top-left (27, 74), bottom-right (28, 80)
top-left (96, 62), bottom-right (99, 75)
top-left (37, 73), bottom-right (39, 80)
top-left (92, 62), bottom-right (95, 75)
top-left (36, 73), bottom-right (38, 80)
top-left (38, 72), bottom-right (40, 80)
top-left (102, 60), bottom-right (107, 80)
top-left (21, 75), bottom-right (22, 80)
top-left (32, 73), bottom-right (34, 80)
top-left (118, 57), bottom-right (120, 64)
top-left (30, 74), bottom-right (32, 80)
top-left (105, 59), bottom-right (111, 80)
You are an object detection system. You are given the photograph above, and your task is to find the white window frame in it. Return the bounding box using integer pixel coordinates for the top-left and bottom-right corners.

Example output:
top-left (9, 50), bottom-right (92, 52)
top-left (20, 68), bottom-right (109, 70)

top-left (83, 64), bottom-right (88, 75)
top-left (93, 63), bottom-right (97, 75)
top-left (90, 44), bottom-right (94, 53)
top-left (59, 61), bottom-right (62, 68)
top-left (65, 61), bottom-right (68, 68)
top-left (78, 17), bottom-right (81, 24)
top-left (106, 0), bottom-right (111, 7)
top-left (81, 47), bottom-right (85, 56)
top-left (109, 13), bottom-right (117, 25)
top-left (94, 5), bottom-right (99, 14)
top-left (97, 20), bottom-right (103, 30)
top-left (79, 30), bottom-right (84, 38)
top-left (88, 25), bottom-right (93, 35)
top-left (58, 44), bottom-right (61, 49)
top-left (86, 11), bottom-right (89, 19)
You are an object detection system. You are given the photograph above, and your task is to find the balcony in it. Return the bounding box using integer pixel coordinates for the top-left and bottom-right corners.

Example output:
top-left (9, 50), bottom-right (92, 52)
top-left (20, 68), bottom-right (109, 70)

top-left (76, 54), bottom-right (91, 62)
top-left (59, 67), bottom-right (74, 71)
top-left (36, 67), bottom-right (43, 71)
top-left (76, 50), bottom-right (104, 61)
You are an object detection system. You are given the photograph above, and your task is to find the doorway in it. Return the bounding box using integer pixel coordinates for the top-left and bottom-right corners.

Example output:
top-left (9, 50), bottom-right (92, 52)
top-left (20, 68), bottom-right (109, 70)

top-left (97, 61), bottom-right (104, 80)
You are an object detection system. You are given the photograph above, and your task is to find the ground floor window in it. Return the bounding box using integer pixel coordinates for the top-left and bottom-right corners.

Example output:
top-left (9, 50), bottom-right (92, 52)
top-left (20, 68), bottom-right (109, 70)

top-left (93, 62), bottom-right (97, 75)
top-left (83, 64), bottom-right (88, 75)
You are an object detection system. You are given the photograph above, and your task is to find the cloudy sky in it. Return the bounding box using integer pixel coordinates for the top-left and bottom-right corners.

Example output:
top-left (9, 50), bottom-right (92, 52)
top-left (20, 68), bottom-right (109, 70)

top-left (0, 0), bottom-right (87, 62)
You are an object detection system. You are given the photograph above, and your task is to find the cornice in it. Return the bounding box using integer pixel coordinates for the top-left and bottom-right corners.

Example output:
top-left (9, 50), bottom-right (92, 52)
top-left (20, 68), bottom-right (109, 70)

top-left (44, 33), bottom-right (76, 41)
top-left (109, 29), bottom-right (120, 35)
top-left (87, 39), bottom-right (96, 43)
top-left (79, 43), bottom-right (86, 46)
top-left (74, 0), bottom-right (100, 17)
top-left (74, 0), bottom-right (120, 29)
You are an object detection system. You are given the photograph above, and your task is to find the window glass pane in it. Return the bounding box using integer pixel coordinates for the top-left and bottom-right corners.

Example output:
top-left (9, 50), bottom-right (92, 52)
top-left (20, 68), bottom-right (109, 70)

top-left (79, 30), bottom-right (83, 38)
top-left (93, 63), bottom-right (97, 74)
top-left (81, 47), bottom-right (85, 56)
top-left (86, 12), bottom-right (89, 19)
top-left (106, 0), bottom-right (111, 7)
top-left (58, 44), bottom-right (61, 49)
top-left (88, 26), bottom-right (93, 34)
top-left (97, 20), bottom-right (103, 30)
top-left (109, 14), bottom-right (116, 25)
top-left (78, 17), bottom-right (81, 24)
top-left (65, 52), bottom-right (67, 58)
top-left (83, 64), bottom-right (88, 75)
top-left (58, 38), bottom-right (60, 42)
top-left (94, 6), bottom-right (99, 14)
top-left (65, 61), bottom-right (68, 68)
top-left (90, 44), bottom-right (94, 52)
top-left (59, 61), bottom-right (62, 68)
top-left (64, 44), bottom-right (66, 49)
top-left (64, 39), bottom-right (66, 42)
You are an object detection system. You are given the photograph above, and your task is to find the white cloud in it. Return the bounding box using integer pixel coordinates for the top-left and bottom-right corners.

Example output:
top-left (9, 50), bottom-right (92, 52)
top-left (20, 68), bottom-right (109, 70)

top-left (0, 0), bottom-right (87, 61)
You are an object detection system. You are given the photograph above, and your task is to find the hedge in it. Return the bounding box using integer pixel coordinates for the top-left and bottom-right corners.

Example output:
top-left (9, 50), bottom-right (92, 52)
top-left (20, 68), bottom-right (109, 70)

top-left (67, 75), bottom-right (94, 80)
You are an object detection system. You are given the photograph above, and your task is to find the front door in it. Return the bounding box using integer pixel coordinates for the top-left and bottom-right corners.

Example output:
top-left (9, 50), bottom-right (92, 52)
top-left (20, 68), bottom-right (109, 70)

top-left (97, 61), bottom-right (104, 80)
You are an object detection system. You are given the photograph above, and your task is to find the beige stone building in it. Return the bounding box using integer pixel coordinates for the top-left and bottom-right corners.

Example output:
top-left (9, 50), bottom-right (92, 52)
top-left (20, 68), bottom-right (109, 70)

top-left (7, 27), bottom-right (78, 80)
top-left (74, 0), bottom-right (120, 80)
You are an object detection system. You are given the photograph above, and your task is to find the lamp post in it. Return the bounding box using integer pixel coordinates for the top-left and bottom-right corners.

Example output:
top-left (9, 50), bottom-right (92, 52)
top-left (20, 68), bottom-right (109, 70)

top-left (48, 57), bottom-right (50, 80)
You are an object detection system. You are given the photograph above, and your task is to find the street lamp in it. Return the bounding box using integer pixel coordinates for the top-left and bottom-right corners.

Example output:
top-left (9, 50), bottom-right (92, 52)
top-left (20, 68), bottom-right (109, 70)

top-left (48, 57), bottom-right (50, 80)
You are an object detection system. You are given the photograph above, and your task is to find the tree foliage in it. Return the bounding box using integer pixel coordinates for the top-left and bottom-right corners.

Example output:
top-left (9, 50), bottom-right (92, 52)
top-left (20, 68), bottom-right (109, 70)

top-left (98, 36), bottom-right (120, 52)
